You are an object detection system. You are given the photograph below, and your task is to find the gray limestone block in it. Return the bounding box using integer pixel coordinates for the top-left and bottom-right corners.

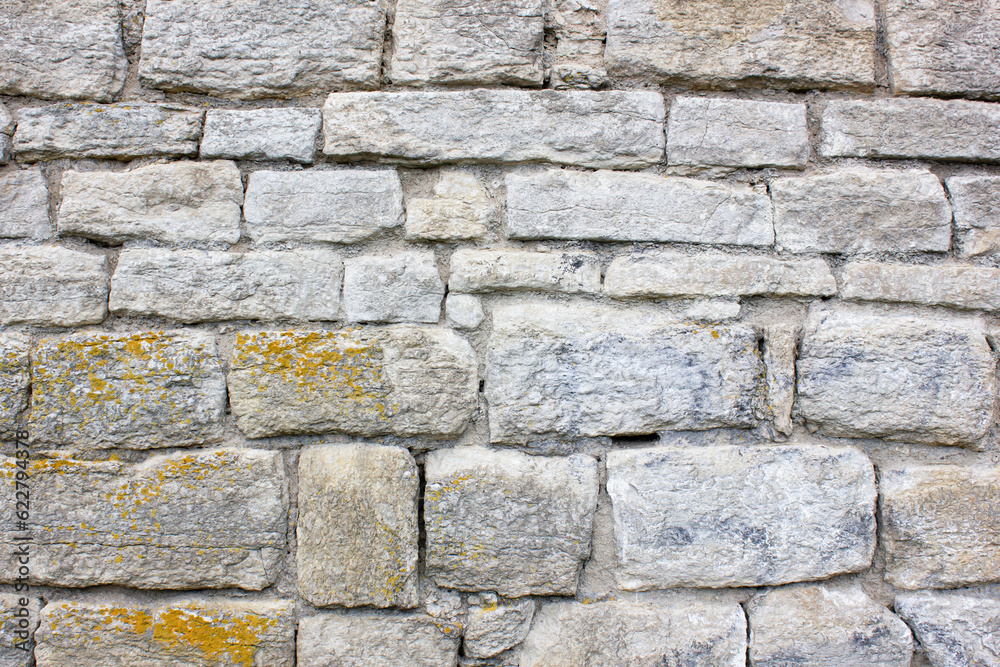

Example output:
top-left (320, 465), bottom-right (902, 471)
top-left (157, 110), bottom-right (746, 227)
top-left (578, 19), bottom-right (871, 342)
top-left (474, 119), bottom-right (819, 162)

top-left (0, 103), bottom-right (13, 136)
top-left (0, 595), bottom-right (41, 667)
top-left (895, 591), bottom-right (1000, 667)
top-left (549, 0), bottom-right (608, 90)
top-left (0, 334), bottom-right (29, 439)
top-left (297, 613), bottom-right (460, 667)
top-left (0, 0), bottom-right (127, 101)
top-left (391, 0), bottom-right (544, 86)
top-left (464, 597), bottom-right (536, 659)
top-left (0, 449), bottom-right (287, 589)
top-left (297, 443), bottom-right (419, 609)
top-left (947, 175), bottom-right (1000, 257)
top-left (322, 90), bottom-right (666, 169)
top-left (608, 443), bottom-right (877, 589)
top-left (140, 0), bottom-right (385, 97)
top-left (505, 169), bottom-right (773, 245)
top-left (425, 446), bottom-right (599, 597)
top-left (342, 251), bottom-right (444, 323)
top-left (29, 331), bottom-right (226, 450)
top-left (58, 161), bottom-right (243, 245)
top-left (840, 261), bottom-right (1000, 311)
top-left (771, 167), bottom-right (952, 254)
top-left (667, 97), bottom-right (810, 168)
top-left (763, 324), bottom-right (799, 436)
top-left (229, 327), bottom-right (478, 439)
top-left (405, 170), bottom-right (491, 242)
top-left (486, 301), bottom-right (766, 443)
top-left (109, 248), bottom-right (342, 323)
top-left (880, 465), bottom-right (1000, 589)
top-left (13, 103), bottom-right (204, 162)
top-left (450, 249), bottom-right (601, 294)
top-left (201, 108), bottom-right (321, 163)
top-left (796, 305), bottom-right (995, 448)
top-left (445, 294), bottom-right (484, 330)
top-left (605, 0), bottom-right (876, 90)
top-left (244, 169), bottom-right (404, 244)
top-left (0, 169), bottom-right (51, 239)
top-left (0, 244), bottom-right (108, 327)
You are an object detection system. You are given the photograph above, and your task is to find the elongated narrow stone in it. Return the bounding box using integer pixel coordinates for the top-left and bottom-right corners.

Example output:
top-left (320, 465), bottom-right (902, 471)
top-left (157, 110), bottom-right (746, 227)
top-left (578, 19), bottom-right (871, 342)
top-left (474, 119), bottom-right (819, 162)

top-left (0, 169), bottom-right (51, 239)
top-left (297, 614), bottom-right (460, 667)
top-left (0, 245), bottom-right (108, 327)
top-left (895, 592), bottom-right (1000, 667)
top-left (0, 334), bottom-right (30, 439)
top-left (200, 109), bottom-right (321, 163)
top-left (840, 261), bottom-right (1000, 311)
top-left (764, 324), bottom-right (798, 436)
top-left (450, 249), bottom-right (601, 294)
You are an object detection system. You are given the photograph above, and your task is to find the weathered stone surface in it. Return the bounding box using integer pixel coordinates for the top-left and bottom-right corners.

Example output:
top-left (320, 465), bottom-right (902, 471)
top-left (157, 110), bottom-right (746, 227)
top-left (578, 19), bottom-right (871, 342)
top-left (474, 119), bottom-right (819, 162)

top-left (820, 98), bottom-right (1000, 162)
top-left (0, 169), bottom-right (50, 239)
top-left (405, 170), bottom-right (491, 242)
top-left (450, 249), bottom-right (601, 294)
top-left (58, 161), bottom-right (243, 245)
top-left (465, 597), bottom-right (536, 659)
top-left (0, 334), bottom-right (29, 439)
top-left (0, 0), bottom-right (127, 101)
top-left (298, 614), bottom-right (460, 667)
top-left (841, 261), bottom-right (1000, 311)
top-left (895, 592), bottom-right (1000, 667)
top-left (201, 109), bottom-right (320, 163)
top-left (35, 600), bottom-right (294, 667)
top-left (0, 449), bottom-right (286, 589)
top-left (391, 0), bottom-right (544, 86)
top-left (297, 444), bottom-right (419, 608)
top-left (885, 0), bottom-right (1000, 100)
top-left (667, 97), bottom-right (809, 168)
top-left (517, 600), bottom-right (746, 667)
top-left (109, 249), bottom-right (342, 323)
top-left (486, 302), bottom-right (765, 443)
top-left (0, 595), bottom-right (41, 667)
top-left (947, 175), bottom-right (1000, 257)
top-left (880, 465), bottom-right (1000, 589)
top-left (140, 0), bottom-right (386, 97)
top-left (244, 169), bottom-right (403, 244)
top-left (0, 104), bottom-right (13, 136)
top-left (343, 251), bottom-right (444, 323)
top-left (748, 585), bottom-right (913, 667)
top-left (29, 331), bottom-right (226, 449)
top-left (764, 324), bottom-right (798, 436)
top-left (605, 252), bottom-right (835, 299)
top-left (322, 90), bottom-right (665, 169)
top-left (797, 306), bottom-right (995, 447)
top-left (550, 0), bottom-right (608, 89)
top-left (771, 168), bottom-right (952, 254)
top-left (14, 103), bottom-right (203, 162)
top-left (608, 444), bottom-right (876, 588)
top-left (229, 328), bottom-right (477, 438)
top-left (0, 136), bottom-right (10, 165)
top-left (425, 446), bottom-right (598, 597)
top-left (0, 245), bottom-right (108, 326)
top-left (506, 169), bottom-right (772, 244)
top-left (605, 0), bottom-right (876, 90)
top-left (445, 294), bottom-right (484, 330)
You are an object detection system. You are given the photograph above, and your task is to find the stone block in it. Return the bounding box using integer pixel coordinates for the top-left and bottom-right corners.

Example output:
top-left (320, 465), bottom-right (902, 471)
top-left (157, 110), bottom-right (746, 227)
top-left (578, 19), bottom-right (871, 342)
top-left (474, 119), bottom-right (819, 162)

top-left (0, 334), bottom-right (29, 439)
top-left (450, 249), bottom-right (601, 294)
top-left (895, 592), bottom-right (1000, 667)
top-left (201, 109), bottom-right (321, 163)
top-left (404, 170), bottom-right (491, 242)
top-left (0, 595), bottom-right (41, 667)
top-left (0, 103), bottom-right (13, 135)
top-left (0, 245), bottom-right (108, 327)
top-left (0, 169), bottom-right (50, 239)
top-left (445, 294), bottom-right (484, 330)
top-left (0, 136), bottom-right (10, 165)
top-left (465, 597), bottom-right (536, 659)
top-left (297, 613), bottom-right (460, 667)
top-left (763, 324), bottom-right (798, 436)
top-left (342, 251), bottom-right (444, 323)
top-left (549, 0), bottom-right (608, 89)
top-left (841, 261), bottom-right (1000, 311)
top-left (947, 175), bottom-right (1000, 257)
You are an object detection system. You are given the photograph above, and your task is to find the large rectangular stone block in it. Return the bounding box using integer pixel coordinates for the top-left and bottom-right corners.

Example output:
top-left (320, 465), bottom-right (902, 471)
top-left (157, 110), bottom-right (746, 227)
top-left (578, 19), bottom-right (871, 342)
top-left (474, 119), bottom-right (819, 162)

top-left (0, 169), bottom-right (50, 239)
top-left (895, 592), bottom-right (1000, 667)
top-left (229, 328), bottom-right (478, 438)
top-left (0, 449), bottom-right (287, 589)
top-left (200, 109), bottom-right (321, 163)
top-left (840, 261), bottom-right (1000, 311)
top-left (486, 302), bottom-right (765, 443)
top-left (29, 331), bottom-right (226, 449)
top-left (322, 90), bottom-right (665, 169)
top-left (449, 249), bottom-right (601, 294)
top-left (342, 251), bottom-right (444, 324)
top-left (297, 614), bottom-right (459, 667)
top-left (607, 444), bottom-right (877, 588)
top-left (506, 169), bottom-right (773, 245)
top-left (947, 175), bottom-right (1000, 257)
top-left (0, 245), bottom-right (108, 327)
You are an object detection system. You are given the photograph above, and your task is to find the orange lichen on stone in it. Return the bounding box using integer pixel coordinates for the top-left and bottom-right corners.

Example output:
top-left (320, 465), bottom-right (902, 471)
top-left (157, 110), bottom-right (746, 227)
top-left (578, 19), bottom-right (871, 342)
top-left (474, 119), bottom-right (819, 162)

top-left (154, 604), bottom-right (277, 667)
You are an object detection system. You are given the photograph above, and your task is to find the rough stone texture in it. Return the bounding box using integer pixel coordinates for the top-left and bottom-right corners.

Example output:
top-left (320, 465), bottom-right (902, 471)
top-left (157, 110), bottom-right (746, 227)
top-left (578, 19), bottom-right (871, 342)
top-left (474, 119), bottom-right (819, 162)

top-left (607, 444), bottom-right (877, 589)
top-left (0, 104), bottom-right (13, 135)
top-left (797, 305), bottom-right (996, 447)
top-left (464, 597), bottom-right (536, 659)
top-left (243, 169), bottom-right (404, 244)
top-left (605, 0), bottom-right (876, 90)
top-left (947, 175), bottom-right (1000, 257)
top-left (229, 328), bottom-right (477, 438)
top-left (667, 97), bottom-right (810, 168)
top-left (764, 324), bottom-right (798, 436)
top-left (29, 331), bottom-right (226, 449)
top-left (0, 245), bottom-right (108, 327)
top-left (342, 251), bottom-right (445, 323)
top-left (895, 592), bottom-right (1000, 667)
top-left (506, 169), bottom-right (773, 245)
top-left (13, 103), bottom-right (203, 162)
top-left (0, 595), bottom-right (41, 667)
top-left (0, 0), bottom-right (127, 101)
top-left (322, 90), bottom-right (666, 169)
top-left (297, 613), bottom-right (460, 667)
top-left (771, 168), bottom-right (952, 254)
top-left (486, 302), bottom-right (765, 443)
top-left (0, 449), bottom-right (287, 589)
top-left (820, 98), bottom-right (1000, 162)
top-left (884, 0), bottom-right (1000, 100)
top-left (58, 161), bottom-right (243, 245)
top-left (445, 294), bottom-right (484, 330)
top-left (297, 444), bottom-right (419, 609)
top-left (390, 0), bottom-right (544, 86)
top-left (517, 600), bottom-right (746, 667)
top-left (405, 170), bottom-right (491, 242)
top-left (747, 585), bottom-right (913, 667)
top-left (425, 446), bottom-right (599, 597)
top-left (0, 136), bottom-right (10, 165)
top-left (550, 0), bottom-right (608, 88)
top-left (35, 600), bottom-right (294, 667)
top-left (604, 252), bottom-right (835, 299)
top-left (0, 334), bottom-right (29, 438)
top-left (109, 248), bottom-right (342, 323)
top-left (841, 261), bottom-right (1000, 311)
top-left (0, 169), bottom-right (51, 239)
top-left (450, 249), bottom-right (601, 294)
top-left (880, 465), bottom-right (1000, 589)
top-left (140, 0), bottom-right (386, 97)
top-left (200, 109), bottom-right (321, 163)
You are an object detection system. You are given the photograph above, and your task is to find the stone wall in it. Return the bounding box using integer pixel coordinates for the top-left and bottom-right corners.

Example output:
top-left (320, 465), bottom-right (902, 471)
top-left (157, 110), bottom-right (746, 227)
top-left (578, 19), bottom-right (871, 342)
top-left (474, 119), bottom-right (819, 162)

top-left (1, 0), bottom-right (1000, 665)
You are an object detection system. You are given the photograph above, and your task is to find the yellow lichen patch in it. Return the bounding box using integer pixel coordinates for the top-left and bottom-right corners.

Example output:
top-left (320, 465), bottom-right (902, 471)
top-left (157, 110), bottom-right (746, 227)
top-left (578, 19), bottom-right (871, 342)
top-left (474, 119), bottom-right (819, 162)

top-left (153, 605), bottom-right (276, 667)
